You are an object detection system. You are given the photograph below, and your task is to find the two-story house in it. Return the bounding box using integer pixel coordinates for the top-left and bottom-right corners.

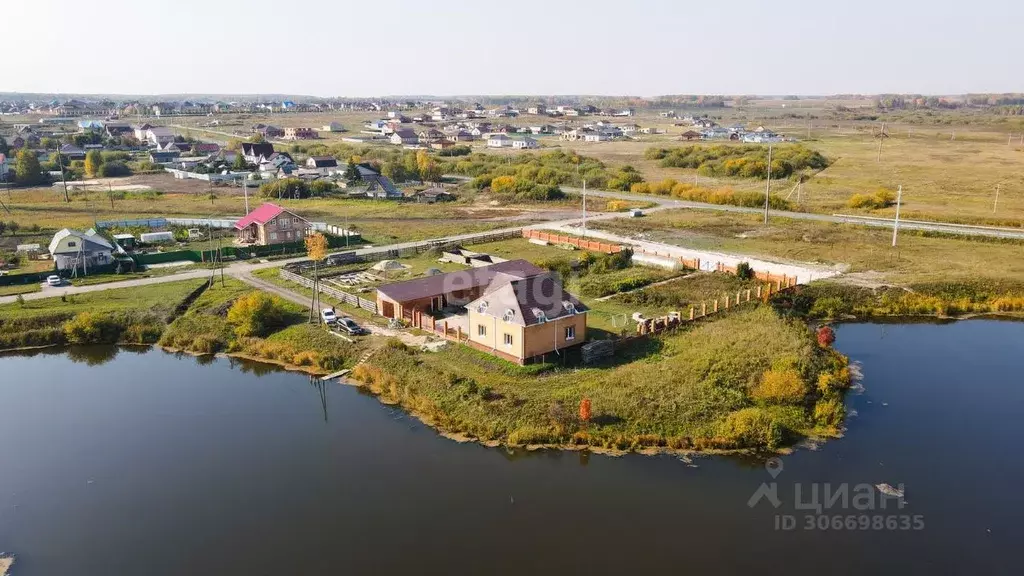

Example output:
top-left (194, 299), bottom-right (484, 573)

top-left (233, 203), bottom-right (311, 246)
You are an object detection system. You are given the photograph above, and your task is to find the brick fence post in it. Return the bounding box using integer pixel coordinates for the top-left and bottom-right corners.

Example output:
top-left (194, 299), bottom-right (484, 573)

top-left (724, 294), bottom-right (730, 309)
top-left (736, 291), bottom-right (741, 306)
top-left (746, 289), bottom-right (751, 302)
top-left (690, 307), bottom-right (695, 320)
top-left (701, 302), bottom-right (707, 316)
top-left (756, 285), bottom-right (762, 299)
top-left (713, 299), bottom-right (719, 313)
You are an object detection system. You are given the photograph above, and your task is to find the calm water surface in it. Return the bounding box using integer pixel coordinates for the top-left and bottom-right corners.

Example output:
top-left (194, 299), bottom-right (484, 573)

top-left (1, 321), bottom-right (1022, 575)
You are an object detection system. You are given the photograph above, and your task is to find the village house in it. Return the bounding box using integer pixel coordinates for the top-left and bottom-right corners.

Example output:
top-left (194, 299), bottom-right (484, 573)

top-left (583, 132), bottom-right (609, 142)
top-left (446, 130), bottom-right (475, 142)
top-left (284, 127), bottom-right (318, 140)
top-left (48, 228), bottom-right (115, 272)
top-left (241, 142), bottom-right (275, 164)
top-left (321, 122), bottom-right (345, 132)
top-left (486, 133), bottom-right (512, 148)
top-left (233, 203), bottom-right (310, 246)
top-left (145, 127), bottom-right (175, 146)
top-left (59, 144), bottom-right (86, 161)
top-left (390, 129), bottom-right (418, 145)
top-left (512, 137), bottom-right (539, 149)
top-left (305, 156), bottom-right (339, 175)
top-left (411, 186), bottom-right (454, 203)
top-left (417, 128), bottom-right (445, 143)
top-left (375, 260), bottom-right (588, 364)
top-left (132, 123), bottom-right (153, 141)
top-left (252, 124), bottom-right (285, 138)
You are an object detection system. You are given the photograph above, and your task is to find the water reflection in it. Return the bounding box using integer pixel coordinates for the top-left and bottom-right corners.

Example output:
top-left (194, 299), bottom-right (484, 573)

top-left (65, 345), bottom-right (120, 366)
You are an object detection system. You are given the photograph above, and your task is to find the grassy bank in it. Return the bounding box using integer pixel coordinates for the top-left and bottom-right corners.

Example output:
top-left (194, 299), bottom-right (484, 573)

top-left (798, 280), bottom-right (1024, 319)
top-left (159, 278), bottom-right (372, 373)
top-left (0, 279), bottom-right (206, 350)
top-left (351, 306), bottom-right (850, 452)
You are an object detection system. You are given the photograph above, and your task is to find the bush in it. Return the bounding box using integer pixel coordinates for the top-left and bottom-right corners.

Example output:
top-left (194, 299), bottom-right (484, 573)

top-left (437, 145), bottom-right (471, 157)
top-left (226, 292), bottom-right (289, 337)
top-left (736, 262), bottom-right (754, 280)
top-left (63, 312), bottom-right (121, 344)
top-left (752, 368), bottom-right (807, 404)
top-left (809, 296), bottom-right (849, 318)
top-left (813, 397), bottom-right (845, 427)
top-left (718, 408), bottom-right (785, 449)
top-left (97, 161), bottom-right (132, 177)
top-left (848, 188), bottom-right (896, 209)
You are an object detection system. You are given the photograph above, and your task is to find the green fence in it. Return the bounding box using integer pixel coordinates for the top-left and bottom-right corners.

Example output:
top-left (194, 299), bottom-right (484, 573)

top-left (131, 235), bottom-right (359, 266)
top-left (0, 270), bottom-right (53, 287)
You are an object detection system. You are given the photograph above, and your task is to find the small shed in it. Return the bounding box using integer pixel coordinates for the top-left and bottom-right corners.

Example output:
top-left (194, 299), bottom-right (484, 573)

top-left (112, 233), bottom-right (136, 250)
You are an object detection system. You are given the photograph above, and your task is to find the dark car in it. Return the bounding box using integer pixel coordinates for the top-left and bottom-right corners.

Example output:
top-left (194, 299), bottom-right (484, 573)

top-left (337, 317), bottom-right (367, 335)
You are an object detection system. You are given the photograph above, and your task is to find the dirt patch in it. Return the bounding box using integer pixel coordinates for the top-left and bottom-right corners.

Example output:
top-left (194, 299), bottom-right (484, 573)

top-left (1, 555), bottom-right (14, 576)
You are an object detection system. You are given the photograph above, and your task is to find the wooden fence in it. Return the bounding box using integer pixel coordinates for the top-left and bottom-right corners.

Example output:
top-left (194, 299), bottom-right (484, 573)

top-left (279, 269), bottom-right (378, 313)
top-left (522, 230), bottom-right (623, 254)
top-left (634, 277), bottom-right (798, 337)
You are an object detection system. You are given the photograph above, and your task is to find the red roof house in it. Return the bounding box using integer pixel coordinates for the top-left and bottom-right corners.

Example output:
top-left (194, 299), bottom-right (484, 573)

top-left (233, 203), bottom-right (310, 246)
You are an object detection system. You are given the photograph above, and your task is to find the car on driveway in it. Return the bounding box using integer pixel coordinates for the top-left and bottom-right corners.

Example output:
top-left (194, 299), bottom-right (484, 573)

top-left (320, 308), bottom-right (338, 324)
top-left (46, 275), bottom-right (63, 287)
top-left (337, 317), bottom-right (367, 336)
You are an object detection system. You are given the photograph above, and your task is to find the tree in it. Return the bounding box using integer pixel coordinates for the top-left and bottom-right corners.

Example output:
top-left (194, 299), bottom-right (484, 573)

top-left (232, 152), bottom-right (248, 171)
top-left (816, 326), bottom-right (836, 348)
top-left (227, 291), bottom-right (288, 338)
top-left (85, 150), bottom-right (103, 177)
top-left (343, 161), bottom-right (361, 184)
top-left (305, 233), bottom-right (329, 323)
top-left (14, 149), bottom-right (43, 185)
top-left (98, 161), bottom-right (131, 177)
top-left (249, 133), bottom-right (266, 144)
top-left (7, 221), bottom-right (20, 235)
top-left (0, 136), bottom-right (8, 156)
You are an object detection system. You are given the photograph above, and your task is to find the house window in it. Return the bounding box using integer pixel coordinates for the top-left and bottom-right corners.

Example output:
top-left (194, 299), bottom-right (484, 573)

top-left (565, 326), bottom-right (576, 341)
top-left (477, 324), bottom-right (487, 337)
top-left (67, 241), bottom-right (76, 247)
top-left (504, 333), bottom-right (513, 347)
top-left (270, 232), bottom-right (278, 241)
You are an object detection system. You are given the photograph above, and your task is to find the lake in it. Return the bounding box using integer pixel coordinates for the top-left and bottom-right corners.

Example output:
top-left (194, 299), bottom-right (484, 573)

top-left (1, 320), bottom-right (1022, 575)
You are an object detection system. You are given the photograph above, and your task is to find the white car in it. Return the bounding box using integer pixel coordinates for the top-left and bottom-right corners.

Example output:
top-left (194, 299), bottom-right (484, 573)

top-left (320, 308), bottom-right (338, 324)
top-left (46, 275), bottom-right (62, 287)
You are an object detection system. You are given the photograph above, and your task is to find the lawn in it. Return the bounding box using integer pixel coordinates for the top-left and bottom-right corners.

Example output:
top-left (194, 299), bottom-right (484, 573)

top-left (356, 306), bottom-right (847, 451)
top-left (0, 284), bottom-right (41, 296)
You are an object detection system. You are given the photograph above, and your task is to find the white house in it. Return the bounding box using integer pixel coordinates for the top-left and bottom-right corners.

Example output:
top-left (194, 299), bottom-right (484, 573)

top-left (487, 134), bottom-right (512, 148)
top-left (48, 228), bottom-right (115, 272)
top-left (146, 127), bottom-right (175, 146)
top-left (583, 133), bottom-right (609, 142)
top-left (511, 137), bottom-right (539, 149)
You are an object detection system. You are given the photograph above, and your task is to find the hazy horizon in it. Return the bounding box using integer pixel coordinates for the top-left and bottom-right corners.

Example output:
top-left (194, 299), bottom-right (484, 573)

top-left (7, 0), bottom-right (1021, 97)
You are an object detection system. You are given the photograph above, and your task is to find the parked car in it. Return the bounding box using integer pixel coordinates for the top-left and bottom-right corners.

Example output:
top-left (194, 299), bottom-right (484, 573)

top-left (337, 317), bottom-right (367, 335)
top-left (46, 275), bottom-right (62, 287)
top-left (320, 308), bottom-right (338, 324)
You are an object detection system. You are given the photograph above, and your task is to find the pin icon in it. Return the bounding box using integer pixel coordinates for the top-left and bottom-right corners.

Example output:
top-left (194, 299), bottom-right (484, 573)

top-left (765, 457), bottom-right (783, 479)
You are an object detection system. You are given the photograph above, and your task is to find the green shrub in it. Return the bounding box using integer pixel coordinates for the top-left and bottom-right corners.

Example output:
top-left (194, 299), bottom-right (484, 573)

top-left (752, 368), bottom-right (808, 404)
top-left (848, 188), bottom-right (896, 209)
top-left (63, 312), bottom-right (121, 344)
top-left (718, 407), bottom-right (785, 449)
top-left (226, 292), bottom-right (289, 337)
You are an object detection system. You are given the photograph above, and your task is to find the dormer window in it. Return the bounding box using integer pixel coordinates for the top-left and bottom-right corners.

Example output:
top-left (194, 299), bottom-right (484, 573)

top-left (476, 301), bottom-right (489, 314)
top-left (532, 308), bottom-right (547, 323)
top-left (563, 301), bottom-right (577, 314)
top-left (502, 309), bottom-right (515, 322)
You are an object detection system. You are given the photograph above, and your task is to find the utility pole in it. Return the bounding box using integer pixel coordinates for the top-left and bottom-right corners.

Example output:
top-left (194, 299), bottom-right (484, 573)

top-left (891, 185), bottom-right (903, 247)
top-left (241, 178), bottom-right (250, 214)
top-left (763, 144), bottom-right (772, 224)
top-left (582, 179), bottom-right (587, 238)
top-left (993, 183), bottom-right (1000, 214)
top-left (877, 134), bottom-right (884, 162)
top-left (54, 143), bottom-right (70, 203)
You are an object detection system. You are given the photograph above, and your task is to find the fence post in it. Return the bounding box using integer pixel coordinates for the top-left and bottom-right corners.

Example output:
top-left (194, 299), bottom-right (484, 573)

top-left (701, 302), bottom-right (707, 316)
top-left (689, 307), bottom-right (695, 321)
top-left (713, 299), bottom-right (719, 313)
top-left (724, 294), bottom-right (730, 310)
top-left (757, 285), bottom-right (762, 299)
top-left (736, 291), bottom-right (741, 306)
top-left (746, 289), bottom-right (751, 302)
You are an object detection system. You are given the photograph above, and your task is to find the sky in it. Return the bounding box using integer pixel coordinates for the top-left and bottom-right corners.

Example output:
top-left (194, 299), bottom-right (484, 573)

top-left (5, 0), bottom-right (1020, 97)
